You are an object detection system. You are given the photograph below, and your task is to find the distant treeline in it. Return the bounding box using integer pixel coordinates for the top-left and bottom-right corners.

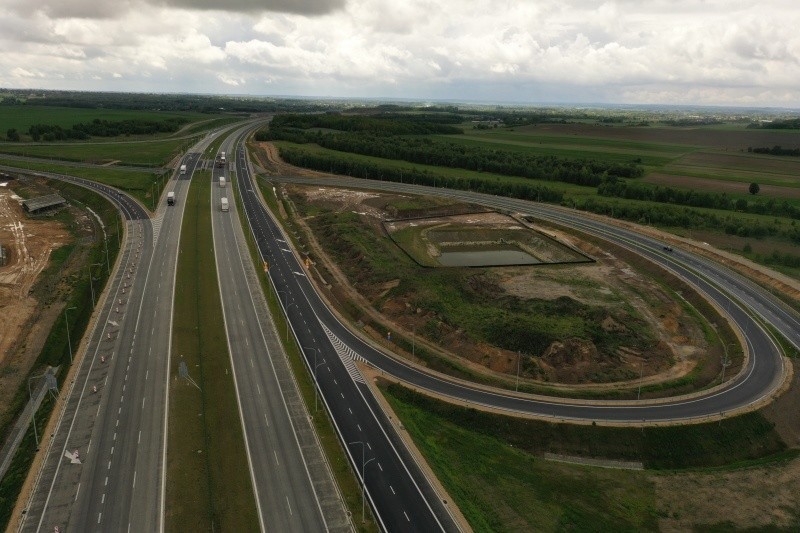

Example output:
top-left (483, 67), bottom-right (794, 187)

top-left (570, 196), bottom-right (800, 243)
top-left (598, 176), bottom-right (800, 220)
top-left (25, 118), bottom-right (187, 141)
top-left (0, 89), bottom-right (328, 113)
top-left (265, 113), bottom-right (463, 135)
top-left (748, 145), bottom-right (800, 156)
top-left (261, 114), bottom-right (643, 187)
top-left (747, 118), bottom-right (800, 130)
top-left (278, 146), bottom-right (564, 204)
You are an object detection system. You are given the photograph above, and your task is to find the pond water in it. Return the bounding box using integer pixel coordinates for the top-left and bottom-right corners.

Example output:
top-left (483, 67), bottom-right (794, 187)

top-left (437, 246), bottom-right (540, 267)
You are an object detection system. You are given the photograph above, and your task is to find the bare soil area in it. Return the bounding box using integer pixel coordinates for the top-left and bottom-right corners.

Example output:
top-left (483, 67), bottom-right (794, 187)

top-left (291, 183), bottom-right (708, 388)
top-left (0, 180), bottom-right (77, 435)
top-left (654, 457), bottom-right (800, 531)
top-left (0, 187), bottom-right (70, 364)
top-left (645, 172), bottom-right (800, 199)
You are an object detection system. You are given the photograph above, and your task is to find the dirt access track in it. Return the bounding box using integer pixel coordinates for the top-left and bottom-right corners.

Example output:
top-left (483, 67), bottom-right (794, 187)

top-left (0, 186), bottom-right (70, 364)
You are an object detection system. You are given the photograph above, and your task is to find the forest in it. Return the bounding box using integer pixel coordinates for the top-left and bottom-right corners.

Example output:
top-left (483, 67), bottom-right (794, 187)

top-left (262, 114), bottom-right (644, 187)
top-left (24, 118), bottom-right (188, 141)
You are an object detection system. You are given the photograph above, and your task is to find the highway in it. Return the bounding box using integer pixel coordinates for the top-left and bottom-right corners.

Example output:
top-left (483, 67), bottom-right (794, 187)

top-left (249, 175), bottom-right (793, 425)
top-left (233, 140), bottom-right (461, 531)
top-left (209, 127), bottom-right (349, 531)
top-left (19, 133), bottom-right (216, 532)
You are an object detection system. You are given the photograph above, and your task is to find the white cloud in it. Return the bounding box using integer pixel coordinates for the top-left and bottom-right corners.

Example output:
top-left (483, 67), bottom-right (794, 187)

top-left (0, 0), bottom-right (799, 105)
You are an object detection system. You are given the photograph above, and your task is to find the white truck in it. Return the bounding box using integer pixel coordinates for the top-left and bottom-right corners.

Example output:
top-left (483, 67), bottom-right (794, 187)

top-left (180, 164), bottom-right (187, 175)
top-left (220, 197), bottom-right (229, 212)
top-left (167, 192), bottom-right (175, 206)
top-left (219, 176), bottom-right (226, 188)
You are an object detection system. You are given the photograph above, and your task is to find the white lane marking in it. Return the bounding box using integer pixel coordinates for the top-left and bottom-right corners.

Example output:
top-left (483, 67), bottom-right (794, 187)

top-left (273, 450), bottom-right (280, 465)
top-left (98, 513), bottom-right (102, 524)
top-left (146, 369), bottom-right (149, 380)
top-left (142, 397), bottom-right (146, 409)
top-left (264, 413), bottom-right (269, 427)
top-left (257, 384), bottom-right (261, 395)
top-left (102, 493), bottom-right (105, 504)
top-left (110, 446), bottom-right (114, 455)
top-left (348, 408), bottom-right (352, 414)
top-left (138, 430), bottom-right (141, 444)
top-left (378, 462), bottom-right (383, 472)
top-left (75, 482), bottom-right (80, 502)
top-left (286, 496), bottom-right (293, 515)
top-left (357, 424), bottom-right (362, 431)
top-left (105, 477), bottom-right (109, 486)
top-left (404, 511), bottom-right (410, 522)
top-left (113, 433), bottom-right (117, 441)
top-left (133, 470), bottom-right (136, 488)
top-left (87, 440), bottom-right (92, 455)
top-left (390, 486), bottom-right (395, 495)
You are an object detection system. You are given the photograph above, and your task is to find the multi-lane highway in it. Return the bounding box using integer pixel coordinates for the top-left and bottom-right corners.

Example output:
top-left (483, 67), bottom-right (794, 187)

top-left (209, 127), bottom-right (349, 531)
top-left (264, 176), bottom-right (793, 424)
top-left (233, 139), bottom-right (461, 531)
top-left (20, 140), bottom-right (208, 532)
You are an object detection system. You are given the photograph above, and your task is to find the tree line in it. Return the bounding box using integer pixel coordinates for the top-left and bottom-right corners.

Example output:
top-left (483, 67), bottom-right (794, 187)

top-left (278, 146), bottom-right (564, 203)
top-left (598, 176), bottom-right (800, 220)
top-left (263, 122), bottom-right (643, 187)
top-left (22, 117), bottom-right (187, 141)
top-left (748, 146), bottom-right (800, 157)
top-left (266, 113), bottom-right (463, 136)
top-left (747, 118), bottom-right (800, 129)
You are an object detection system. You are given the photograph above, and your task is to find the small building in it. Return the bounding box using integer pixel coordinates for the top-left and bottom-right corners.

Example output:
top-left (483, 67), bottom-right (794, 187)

top-left (22, 194), bottom-right (67, 214)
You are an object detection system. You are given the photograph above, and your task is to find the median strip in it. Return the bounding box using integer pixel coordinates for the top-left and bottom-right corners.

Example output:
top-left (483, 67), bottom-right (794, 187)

top-left (165, 170), bottom-right (259, 531)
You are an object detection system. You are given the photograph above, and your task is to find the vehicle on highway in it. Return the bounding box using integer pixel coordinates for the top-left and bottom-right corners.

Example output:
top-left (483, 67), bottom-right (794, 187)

top-left (662, 245), bottom-right (673, 252)
top-left (220, 197), bottom-right (229, 212)
top-left (180, 164), bottom-right (186, 175)
top-left (167, 191), bottom-right (175, 206)
top-left (219, 176), bottom-right (226, 188)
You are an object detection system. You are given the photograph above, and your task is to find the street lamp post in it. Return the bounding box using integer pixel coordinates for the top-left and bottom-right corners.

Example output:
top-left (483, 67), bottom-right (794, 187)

top-left (27, 373), bottom-right (48, 448)
top-left (348, 441), bottom-right (376, 524)
top-left (304, 346), bottom-right (323, 412)
top-left (88, 262), bottom-right (102, 308)
top-left (64, 306), bottom-right (77, 363)
top-left (285, 302), bottom-right (296, 341)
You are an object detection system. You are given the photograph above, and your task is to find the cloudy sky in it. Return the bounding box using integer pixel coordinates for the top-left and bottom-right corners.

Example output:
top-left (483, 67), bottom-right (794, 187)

top-left (1, 0), bottom-right (799, 107)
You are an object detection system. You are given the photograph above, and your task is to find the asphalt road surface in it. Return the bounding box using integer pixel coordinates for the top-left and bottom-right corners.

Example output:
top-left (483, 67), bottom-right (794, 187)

top-left (19, 136), bottom-right (217, 532)
top-left (234, 143), bottom-right (461, 532)
top-left (263, 176), bottom-right (793, 424)
top-left (209, 126), bottom-right (349, 531)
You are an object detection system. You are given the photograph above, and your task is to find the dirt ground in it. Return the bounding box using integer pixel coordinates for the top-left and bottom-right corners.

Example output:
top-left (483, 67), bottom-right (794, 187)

top-left (644, 172), bottom-right (800, 200)
top-left (0, 180), bottom-right (74, 433)
top-left (0, 186), bottom-right (70, 365)
top-left (654, 456), bottom-right (800, 531)
top-left (292, 182), bottom-right (709, 388)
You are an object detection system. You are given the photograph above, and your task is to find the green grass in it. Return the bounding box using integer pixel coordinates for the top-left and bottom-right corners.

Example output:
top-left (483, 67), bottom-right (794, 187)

top-left (0, 138), bottom-right (194, 167)
top-left (0, 106), bottom-right (209, 138)
top-left (383, 381), bottom-right (787, 469)
top-left (0, 157), bottom-right (163, 208)
top-left (165, 171), bottom-right (259, 532)
top-left (272, 140), bottom-right (595, 197)
top-left (438, 133), bottom-right (684, 166)
top-left (382, 382), bottom-right (660, 532)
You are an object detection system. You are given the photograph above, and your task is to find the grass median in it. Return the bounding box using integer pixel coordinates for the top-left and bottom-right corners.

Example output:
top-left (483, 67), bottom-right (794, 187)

top-left (165, 170), bottom-right (259, 532)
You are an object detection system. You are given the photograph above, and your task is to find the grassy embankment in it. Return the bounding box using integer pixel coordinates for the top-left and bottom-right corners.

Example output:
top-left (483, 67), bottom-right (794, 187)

top-left (381, 381), bottom-right (794, 532)
top-left (0, 157), bottom-right (164, 208)
top-left (232, 162), bottom-right (377, 531)
top-left (165, 171), bottom-right (259, 532)
top-left (0, 180), bottom-right (122, 530)
top-left (0, 138), bottom-right (195, 167)
top-left (283, 188), bottom-right (737, 397)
